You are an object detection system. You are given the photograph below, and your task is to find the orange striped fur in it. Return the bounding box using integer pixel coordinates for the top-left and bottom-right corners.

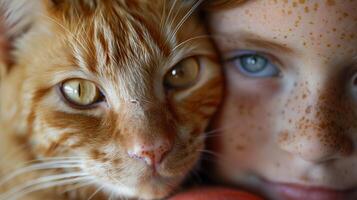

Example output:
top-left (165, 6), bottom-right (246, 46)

top-left (0, 0), bottom-right (223, 199)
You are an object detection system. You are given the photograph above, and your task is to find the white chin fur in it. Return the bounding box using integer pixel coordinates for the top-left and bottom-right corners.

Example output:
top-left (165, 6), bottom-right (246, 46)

top-left (100, 182), bottom-right (137, 199)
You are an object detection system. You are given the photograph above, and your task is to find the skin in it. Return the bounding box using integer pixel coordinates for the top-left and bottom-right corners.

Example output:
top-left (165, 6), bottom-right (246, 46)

top-left (207, 0), bottom-right (357, 199)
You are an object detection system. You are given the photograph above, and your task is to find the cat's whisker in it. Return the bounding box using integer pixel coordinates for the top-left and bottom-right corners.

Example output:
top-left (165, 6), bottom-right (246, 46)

top-left (0, 173), bottom-right (91, 200)
top-left (108, 191), bottom-right (114, 200)
top-left (195, 123), bottom-right (241, 142)
top-left (159, 0), bottom-right (167, 31)
top-left (107, 171), bottom-right (124, 185)
top-left (23, 156), bottom-right (87, 164)
top-left (163, 177), bottom-right (178, 189)
top-left (198, 149), bottom-right (236, 166)
top-left (169, 0), bottom-right (204, 43)
top-left (199, 156), bottom-right (220, 165)
top-left (201, 133), bottom-right (222, 139)
top-left (192, 168), bottom-right (203, 184)
top-left (164, 0), bottom-right (179, 32)
top-left (172, 34), bottom-right (211, 52)
top-left (61, 180), bottom-right (96, 194)
top-left (167, 0), bottom-right (185, 34)
top-left (197, 149), bottom-right (224, 159)
top-left (87, 185), bottom-right (105, 200)
top-left (39, 14), bottom-right (93, 58)
top-left (0, 161), bottom-right (83, 186)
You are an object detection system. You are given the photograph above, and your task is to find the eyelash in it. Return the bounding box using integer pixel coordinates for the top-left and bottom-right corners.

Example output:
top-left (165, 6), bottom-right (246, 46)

top-left (225, 50), bottom-right (281, 78)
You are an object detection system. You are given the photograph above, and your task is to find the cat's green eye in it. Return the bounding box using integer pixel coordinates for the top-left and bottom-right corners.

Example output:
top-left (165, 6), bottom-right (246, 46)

top-left (60, 79), bottom-right (103, 107)
top-left (164, 57), bottom-right (200, 89)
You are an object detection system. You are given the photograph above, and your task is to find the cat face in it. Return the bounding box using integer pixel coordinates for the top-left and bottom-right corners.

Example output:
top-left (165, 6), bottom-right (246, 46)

top-left (0, 0), bottom-right (222, 199)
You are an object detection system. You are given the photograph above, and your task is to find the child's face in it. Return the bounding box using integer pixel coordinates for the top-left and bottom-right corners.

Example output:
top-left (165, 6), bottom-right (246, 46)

top-left (208, 1), bottom-right (357, 200)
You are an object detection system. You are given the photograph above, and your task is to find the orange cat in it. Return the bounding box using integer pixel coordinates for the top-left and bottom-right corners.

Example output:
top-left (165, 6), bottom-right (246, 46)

top-left (0, 0), bottom-right (222, 199)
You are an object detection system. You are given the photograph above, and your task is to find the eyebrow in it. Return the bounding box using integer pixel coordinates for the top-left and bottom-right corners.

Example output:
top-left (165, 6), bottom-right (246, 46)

top-left (244, 38), bottom-right (294, 54)
top-left (223, 31), bottom-right (295, 54)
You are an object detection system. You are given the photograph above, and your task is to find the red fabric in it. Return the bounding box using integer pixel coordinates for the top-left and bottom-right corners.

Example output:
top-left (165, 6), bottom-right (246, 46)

top-left (169, 187), bottom-right (264, 200)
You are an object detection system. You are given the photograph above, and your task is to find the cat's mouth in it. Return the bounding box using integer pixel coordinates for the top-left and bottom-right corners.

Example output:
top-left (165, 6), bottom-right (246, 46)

top-left (100, 172), bottom-right (182, 200)
top-left (85, 161), bottom-right (186, 200)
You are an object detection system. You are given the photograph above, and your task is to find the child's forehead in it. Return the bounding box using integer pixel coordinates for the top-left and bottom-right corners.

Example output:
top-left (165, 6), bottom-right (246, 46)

top-left (210, 0), bottom-right (357, 62)
top-left (213, 0), bottom-right (356, 34)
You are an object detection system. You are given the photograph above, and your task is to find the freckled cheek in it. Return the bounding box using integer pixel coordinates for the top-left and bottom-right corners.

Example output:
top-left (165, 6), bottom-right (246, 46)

top-left (213, 90), bottom-right (282, 167)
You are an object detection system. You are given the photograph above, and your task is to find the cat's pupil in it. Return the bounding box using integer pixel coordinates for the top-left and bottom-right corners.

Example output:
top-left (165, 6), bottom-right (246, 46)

top-left (78, 83), bottom-right (82, 97)
top-left (171, 68), bottom-right (185, 78)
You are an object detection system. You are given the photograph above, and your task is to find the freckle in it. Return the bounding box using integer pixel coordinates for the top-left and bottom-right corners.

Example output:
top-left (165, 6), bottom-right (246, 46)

top-left (275, 162), bottom-right (281, 168)
top-left (343, 170), bottom-right (348, 175)
top-left (313, 3), bottom-right (319, 11)
top-left (236, 144), bottom-right (246, 151)
top-left (342, 12), bottom-right (349, 18)
top-left (305, 106), bottom-right (312, 114)
top-left (332, 28), bottom-right (336, 32)
top-left (299, 0), bottom-right (305, 4)
top-left (278, 131), bottom-right (289, 143)
top-left (350, 34), bottom-right (355, 39)
top-left (337, 44), bottom-right (341, 48)
top-left (292, 2), bottom-right (298, 7)
top-left (284, 35), bottom-right (288, 39)
top-left (327, 44), bottom-right (331, 47)
top-left (304, 6), bottom-right (309, 13)
top-left (287, 10), bottom-right (292, 15)
top-left (326, 0), bottom-right (335, 6)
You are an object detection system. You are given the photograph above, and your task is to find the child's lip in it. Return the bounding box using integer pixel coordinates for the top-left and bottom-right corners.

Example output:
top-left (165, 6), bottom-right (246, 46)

top-left (266, 181), bottom-right (356, 200)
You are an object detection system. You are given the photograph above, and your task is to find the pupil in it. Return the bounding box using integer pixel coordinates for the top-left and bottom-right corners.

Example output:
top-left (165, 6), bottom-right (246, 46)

top-left (247, 56), bottom-right (258, 65)
top-left (171, 68), bottom-right (184, 78)
top-left (240, 54), bottom-right (267, 73)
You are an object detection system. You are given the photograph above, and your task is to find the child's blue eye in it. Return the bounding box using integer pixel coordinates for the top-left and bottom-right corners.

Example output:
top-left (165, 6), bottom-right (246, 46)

top-left (229, 52), bottom-right (280, 78)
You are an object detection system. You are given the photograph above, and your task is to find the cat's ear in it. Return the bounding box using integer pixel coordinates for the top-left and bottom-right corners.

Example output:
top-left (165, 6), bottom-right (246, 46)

top-left (0, 1), bottom-right (42, 38)
top-left (0, 0), bottom-right (42, 76)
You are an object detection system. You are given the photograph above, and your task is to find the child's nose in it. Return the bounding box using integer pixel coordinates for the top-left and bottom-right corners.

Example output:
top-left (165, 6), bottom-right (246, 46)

top-left (278, 78), bottom-right (354, 163)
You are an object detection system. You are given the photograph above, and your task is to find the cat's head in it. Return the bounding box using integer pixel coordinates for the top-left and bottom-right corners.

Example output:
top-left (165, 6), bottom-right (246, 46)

top-left (1, 0), bottom-right (222, 199)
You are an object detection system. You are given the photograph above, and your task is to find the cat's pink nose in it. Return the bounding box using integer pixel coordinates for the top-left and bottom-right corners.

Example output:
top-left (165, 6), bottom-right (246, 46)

top-left (128, 140), bottom-right (172, 166)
